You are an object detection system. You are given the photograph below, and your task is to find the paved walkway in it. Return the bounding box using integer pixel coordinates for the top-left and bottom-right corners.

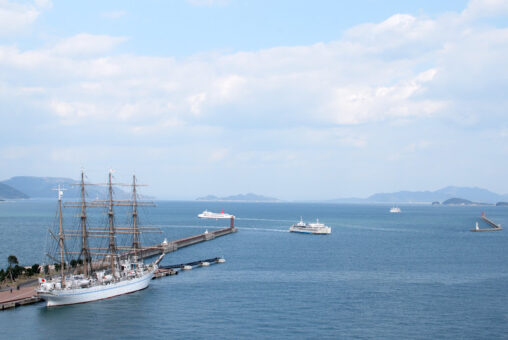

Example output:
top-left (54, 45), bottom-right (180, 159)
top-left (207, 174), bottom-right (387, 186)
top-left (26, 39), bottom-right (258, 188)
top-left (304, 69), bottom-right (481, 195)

top-left (0, 286), bottom-right (37, 304)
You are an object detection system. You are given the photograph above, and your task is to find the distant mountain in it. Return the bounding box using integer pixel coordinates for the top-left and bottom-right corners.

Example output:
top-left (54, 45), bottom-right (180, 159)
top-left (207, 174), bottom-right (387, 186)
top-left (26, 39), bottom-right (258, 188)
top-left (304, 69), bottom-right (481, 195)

top-left (496, 202), bottom-right (508, 206)
top-left (196, 193), bottom-right (279, 202)
top-left (1, 176), bottom-right (130, 199)
top-left (0, 182), bottom-right (29, 199)
top-left (331, 186), bottom-right (508, 204)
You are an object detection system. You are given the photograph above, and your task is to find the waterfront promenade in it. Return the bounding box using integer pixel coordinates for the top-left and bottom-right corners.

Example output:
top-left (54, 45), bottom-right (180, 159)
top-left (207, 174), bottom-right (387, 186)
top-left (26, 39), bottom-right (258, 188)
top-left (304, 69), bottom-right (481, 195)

top-left (0, 285), bottom-right (39, 310)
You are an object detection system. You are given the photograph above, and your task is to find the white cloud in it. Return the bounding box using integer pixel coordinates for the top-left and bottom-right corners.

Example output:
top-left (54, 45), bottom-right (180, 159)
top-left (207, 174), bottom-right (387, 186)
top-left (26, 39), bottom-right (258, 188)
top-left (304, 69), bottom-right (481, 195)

top-left (50, 33), bottom-right (127, 57)
top-left (187, 92), bottom-right (207, 115)
top-left (0, 0), bottom-right (505, 138)
top-left (463, 0), bottom-right (508, 19)
top-left (324, 69), bottom-right (445, 125)
top-left (49, 100), bottom-right (101, 122)
top-left (0, 0), bottom-right (51, 34)
top-left (213, 75), bottom-right (246, 101)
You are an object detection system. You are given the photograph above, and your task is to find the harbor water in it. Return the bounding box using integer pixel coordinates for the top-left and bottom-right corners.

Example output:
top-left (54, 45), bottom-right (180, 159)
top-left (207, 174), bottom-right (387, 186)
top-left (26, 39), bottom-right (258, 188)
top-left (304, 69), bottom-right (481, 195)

top-left (0, 200), bottom-right (507, 339)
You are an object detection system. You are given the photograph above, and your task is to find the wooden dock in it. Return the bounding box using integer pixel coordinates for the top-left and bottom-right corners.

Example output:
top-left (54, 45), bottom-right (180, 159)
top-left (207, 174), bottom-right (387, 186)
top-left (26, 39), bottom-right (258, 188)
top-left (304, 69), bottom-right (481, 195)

top-left (153, 257), bottom-right (226, 279)
top-left (153, 268), bottom-right (179, 279)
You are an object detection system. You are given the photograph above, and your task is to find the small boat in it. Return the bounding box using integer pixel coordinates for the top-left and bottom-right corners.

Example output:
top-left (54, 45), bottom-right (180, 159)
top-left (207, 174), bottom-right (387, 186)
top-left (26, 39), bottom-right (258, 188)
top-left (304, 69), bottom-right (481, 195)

top-left (182, 265), bottom-right (193, 270)
top-left (390, 207), bottom-right (401, 213)
top-left (216, 258), bottom-right (226, 263)
top-left (289, 218), bottom-right (331, 235)
top-left (198, 210), bottom-right (234, 219)
top-left (200, 262), bottom-right (210, 267)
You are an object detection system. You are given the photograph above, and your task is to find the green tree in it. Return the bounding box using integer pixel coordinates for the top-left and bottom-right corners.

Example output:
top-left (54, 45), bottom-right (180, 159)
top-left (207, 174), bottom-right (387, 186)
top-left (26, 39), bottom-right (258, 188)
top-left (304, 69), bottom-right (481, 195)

top-left (7, 255), bottom-right (18, 267)
top-left (43, 265), bottom-right (49, 275)
top-left (32, 264), bottom-right (40, 274)
top-left (7, 255), bottom-right (18, 282)
top-left (12, 265), bottom-right (23, 279)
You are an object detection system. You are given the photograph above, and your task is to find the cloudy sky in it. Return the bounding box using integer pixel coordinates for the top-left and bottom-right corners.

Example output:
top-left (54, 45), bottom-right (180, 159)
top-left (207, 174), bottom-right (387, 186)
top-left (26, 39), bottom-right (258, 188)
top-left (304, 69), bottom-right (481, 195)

top-left (1, 0), bottom-right (507, 200)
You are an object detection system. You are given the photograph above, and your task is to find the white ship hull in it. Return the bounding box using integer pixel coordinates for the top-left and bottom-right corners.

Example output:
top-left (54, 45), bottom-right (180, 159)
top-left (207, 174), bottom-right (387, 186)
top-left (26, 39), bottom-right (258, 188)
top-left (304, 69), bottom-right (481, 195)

top-left (289, 226), bottom-right (331, 235)
top-left (289, 218), bottom-right (331, 235)
top-left (198, 210), bottom-right (234, 219)
top-left (38, 271), bottom-right (154, 307)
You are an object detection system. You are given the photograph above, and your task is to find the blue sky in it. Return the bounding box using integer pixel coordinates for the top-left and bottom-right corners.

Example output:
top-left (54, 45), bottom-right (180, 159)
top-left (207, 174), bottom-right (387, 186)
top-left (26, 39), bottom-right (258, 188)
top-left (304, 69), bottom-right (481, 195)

top-left (0, 0), bottom-right (507, 200)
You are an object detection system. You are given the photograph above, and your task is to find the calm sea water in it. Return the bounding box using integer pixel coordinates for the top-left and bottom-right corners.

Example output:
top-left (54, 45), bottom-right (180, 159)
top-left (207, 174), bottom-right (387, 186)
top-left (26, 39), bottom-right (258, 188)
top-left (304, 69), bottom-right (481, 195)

top-left (0, 200), bottom-right (507, 339)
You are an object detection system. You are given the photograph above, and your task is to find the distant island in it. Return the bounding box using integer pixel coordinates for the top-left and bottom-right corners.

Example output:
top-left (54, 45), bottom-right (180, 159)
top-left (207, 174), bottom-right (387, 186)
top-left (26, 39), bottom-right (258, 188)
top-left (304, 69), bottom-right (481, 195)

top-left (196, 193), bottom-right (279, 202)
top-left (496, 202), bottom-right (508, 206)
top-left (441, 198), bottom-right (489, 206)
top-left (331, 186), bottom-right (508, 204)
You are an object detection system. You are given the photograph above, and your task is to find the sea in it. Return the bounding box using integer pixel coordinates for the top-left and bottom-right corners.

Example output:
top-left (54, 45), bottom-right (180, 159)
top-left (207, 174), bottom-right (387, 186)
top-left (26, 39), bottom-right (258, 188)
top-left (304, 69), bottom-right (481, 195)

top-left (0, 200), bottom-right (507, 339)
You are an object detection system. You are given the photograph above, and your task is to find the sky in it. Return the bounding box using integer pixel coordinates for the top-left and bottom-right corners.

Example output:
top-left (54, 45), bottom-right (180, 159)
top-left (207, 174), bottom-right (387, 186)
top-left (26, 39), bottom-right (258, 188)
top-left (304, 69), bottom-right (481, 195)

top-left (0, 0), bottom-right (507, 200)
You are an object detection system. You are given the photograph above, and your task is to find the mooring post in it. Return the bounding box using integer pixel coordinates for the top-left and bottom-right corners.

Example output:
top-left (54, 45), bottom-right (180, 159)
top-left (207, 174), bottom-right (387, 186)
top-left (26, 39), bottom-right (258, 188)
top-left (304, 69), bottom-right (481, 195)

top-left (230, 216), bottom-right (235, 229)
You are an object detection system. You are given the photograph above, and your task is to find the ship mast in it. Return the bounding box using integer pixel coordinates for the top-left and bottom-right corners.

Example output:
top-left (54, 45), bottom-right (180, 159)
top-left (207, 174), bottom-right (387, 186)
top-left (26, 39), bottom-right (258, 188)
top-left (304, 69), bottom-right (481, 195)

top-left (132, 175), bottom-right (140, 258)
top-left (79, 170), bottom-right (91, 276)
top-left (56, 185), bottom-right (66, 286)
top-left (107, 170), bottom-right (117, 276)
top-left (60, 170), bottom-right (160, 274)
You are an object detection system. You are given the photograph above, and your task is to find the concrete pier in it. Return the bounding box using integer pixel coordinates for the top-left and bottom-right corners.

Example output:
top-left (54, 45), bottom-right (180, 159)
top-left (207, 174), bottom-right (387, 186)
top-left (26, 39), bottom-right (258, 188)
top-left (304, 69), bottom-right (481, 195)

top-left (137, 226), bottom-right (237, 260)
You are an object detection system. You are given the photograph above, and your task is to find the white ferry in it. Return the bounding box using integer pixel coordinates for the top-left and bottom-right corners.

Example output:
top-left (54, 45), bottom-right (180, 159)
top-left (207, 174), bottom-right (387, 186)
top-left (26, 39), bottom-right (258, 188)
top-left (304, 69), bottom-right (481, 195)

top-left (390, 207), bottom-right (401, 213)
top-left (198, 210), bottom-right (234, 219)
top-left (289, 218), bottom-right (331, 235)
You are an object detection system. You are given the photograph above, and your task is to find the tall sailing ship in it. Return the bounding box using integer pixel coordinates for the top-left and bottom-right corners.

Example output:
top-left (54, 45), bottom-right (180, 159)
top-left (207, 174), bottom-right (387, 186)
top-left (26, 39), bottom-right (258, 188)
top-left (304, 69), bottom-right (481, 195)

top-left (36, 170), bottom-right (165, 307)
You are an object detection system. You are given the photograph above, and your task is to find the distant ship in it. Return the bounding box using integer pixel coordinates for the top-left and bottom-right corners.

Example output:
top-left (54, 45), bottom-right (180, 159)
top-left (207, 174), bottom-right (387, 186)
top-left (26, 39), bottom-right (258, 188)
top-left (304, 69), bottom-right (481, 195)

top-left (198, 210), bottom-right (234, 219)
top-left (289, 218), bottom-right (331, 235)
top-left (390, 207), bottom-right (401, 213)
